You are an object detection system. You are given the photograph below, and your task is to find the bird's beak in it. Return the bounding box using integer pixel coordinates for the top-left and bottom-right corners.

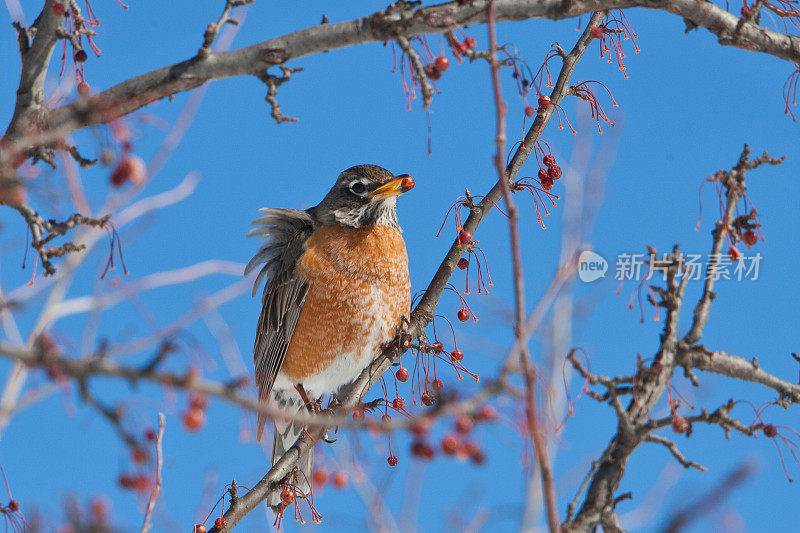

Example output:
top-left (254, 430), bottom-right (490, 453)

top-left (370, 175), bottom-right (415, 199)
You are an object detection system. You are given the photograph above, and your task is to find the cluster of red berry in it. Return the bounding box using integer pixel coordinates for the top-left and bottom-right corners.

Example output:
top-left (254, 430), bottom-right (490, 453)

top-left (408, 405), bottom-right (496, 464)
top-left (193, 517), bottom-right (226, 533)
top-left (311, 468), bottom-right (348, 489)
top-left (424, 55), bottom-right (450, 81)
top-left (536, 152), bottom-right (562, 191)
top-left (117, 472), bottom-right (152, 493)
top-left (106, 120), bottom-right (146, 188)
top-left (51, 1), bottom-right (103, 96)
top-left (452, 36), bottom-right (477, 56)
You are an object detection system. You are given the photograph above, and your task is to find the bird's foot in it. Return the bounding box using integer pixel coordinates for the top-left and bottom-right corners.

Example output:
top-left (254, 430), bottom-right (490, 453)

top-left (295, 383), bottom-right (316, 413)
top-left (322, 427), bottom-right (338, 444)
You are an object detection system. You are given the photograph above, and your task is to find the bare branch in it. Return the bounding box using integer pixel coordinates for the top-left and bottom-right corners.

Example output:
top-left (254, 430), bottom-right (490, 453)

top-left (659, 463), bottom-right (754, 533)
top-left (678, 346), bottom-right (800, 404)
top-left (0, 202), bottom-right (111, 275)
top-left (643, 434), bottom-right (707, 471)
top-left (10, 0), bottom-right (796, 156)
top-left (683, 144), bottom-right (784, 345)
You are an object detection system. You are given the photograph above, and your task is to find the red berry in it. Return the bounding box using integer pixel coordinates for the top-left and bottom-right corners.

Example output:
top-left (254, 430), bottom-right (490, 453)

top-left (464, 37), bottom-right (477, 49)
top-left (432, 378), bottom-right (443, 391)
top-left (118, 474), bottom-right (133, 489)
top-left (387, 455), bottom-right (398, 466)
top-left (455, 415), bottom-right (474, 434)
top-left (7, 499), bottom-right (19, 512)
top-left (537, 168), bottom-right (549, 180)
top-left (457, 258), bottom-right (469, 270)
top-left (280, 488), bottom-right (295, 505)
top-left (538, 95), bottom-right (551, 109)
top-left (435, 56), bottom-right (450, 71)
top-left (540, 177), bottom-right (554, 191)
top-left (475, 405), bottom-right (497, 421)
top-left (729, 246), bottom-right (742, 261)
top-left (411, 440), bottom-right (435, 459)
top-left (441, 434), bottom-right (458, 455)
top-left (524, 105), bottom-right (536, 117)
top-left (742, 230), bottom-right (758, 247)
top-left (424, 65), bottom-right (442, 81)
top-left (131, 474), bottom-right (151, 492)
top-left (182, 408), bottom-right (205, 431)
top-left (215, 517), bottom-right (227, 529)
top-left (332, 472), bottom-right (348, 489)
top-left (543, 154), bottom-right (555, 167)
top-left (458, 230), bottom-right (473, 245)
top-left (671, 415), bottom-right (689, 434)
top-left (144, 428), bottom-right (156, 442)
top-left (189, 393), bottom-right (208, 410)
top-left (457, 308), bottom-right (470, 322)
top-left (110, 154), bottom-right (146, 187)
top-left (431, 341), bottom-right (444, 354)
top-left (52, 2), bottom-right (66, 15)
top-left (453, 41), bottom-right (468, 54)
top-left (591, 26), bottom-right (603, 39)
top-left (412, 417), bottom-right (431, 435)
top-left (313, 468), bottom-right (328, 486)
top-left (470, 447), bottom-right (486, 465)
top-left (74, 49), bottom-right (88, 63)
top-left (764, 424), bottom-right (778, 438)
top-left (741, 4), bottom-right (751, 15)
top-left (352, 407), bottom-right (365, 421)
top-left (90, 497), bottom-right (108, 522)
top-left (194, 525), bottom-right (207, 533)
top-left (392, 397), bottom-right (405, 410)
top-left (132, 446), bottom-right (149, 464)
top-left (400, 175), bottom-right (415, 191)
top-left (450, 349), bottom-right (464, 362)
top-left (396, 367), bottom-right (409, 382)
top-left (548, 165), bottom-right (562, 180)
top-left (421, 391), bottom-right (436, 406)
top-left (77, 81), bottom-right (90, 96)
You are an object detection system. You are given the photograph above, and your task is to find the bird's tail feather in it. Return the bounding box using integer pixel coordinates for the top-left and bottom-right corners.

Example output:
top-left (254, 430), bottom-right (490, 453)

top-left (266, 390), bottom-right (313, 509)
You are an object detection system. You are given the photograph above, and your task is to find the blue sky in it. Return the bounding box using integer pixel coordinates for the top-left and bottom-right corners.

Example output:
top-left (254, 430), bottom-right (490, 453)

top-left (0, 1), bottom-right (799, 531)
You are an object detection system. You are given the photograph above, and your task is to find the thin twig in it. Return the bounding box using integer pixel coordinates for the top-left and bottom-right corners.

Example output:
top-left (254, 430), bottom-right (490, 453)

top-left (643, 434), bottom-right (707, 471)
top-left (487, 1), bottom-right (558, 531)
top-left (140, 413), bottom-right (166, 533)
top-left (396, 36), bottom-right (435, 109)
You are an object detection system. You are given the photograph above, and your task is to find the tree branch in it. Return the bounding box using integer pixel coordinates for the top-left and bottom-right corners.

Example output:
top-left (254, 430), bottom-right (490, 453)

top-left (643, 433), bottom-right (707, 471)
top-left (3, 0), bottom-right (797, 158)
top-left (678, 346), bottom-right (800, 403)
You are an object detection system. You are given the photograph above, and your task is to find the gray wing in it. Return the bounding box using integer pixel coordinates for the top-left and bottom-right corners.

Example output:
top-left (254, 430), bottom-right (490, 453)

top-left (246, 208), bottom-right (315, 441)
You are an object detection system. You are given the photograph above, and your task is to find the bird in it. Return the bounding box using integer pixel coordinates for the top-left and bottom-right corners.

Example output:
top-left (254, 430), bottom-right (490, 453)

top-left (245, 164), bottom-right (414, 507)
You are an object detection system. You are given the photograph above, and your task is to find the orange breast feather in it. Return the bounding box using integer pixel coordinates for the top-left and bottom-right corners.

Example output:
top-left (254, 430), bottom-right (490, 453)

top-left (280, 224), bottom-right (410, 382)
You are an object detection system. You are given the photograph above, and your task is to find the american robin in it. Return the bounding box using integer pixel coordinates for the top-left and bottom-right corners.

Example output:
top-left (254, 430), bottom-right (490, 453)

top-left (245, 164), bottom-right (413, 506)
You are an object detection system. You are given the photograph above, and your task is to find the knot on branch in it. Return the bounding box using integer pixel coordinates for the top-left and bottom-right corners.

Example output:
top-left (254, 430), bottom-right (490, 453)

top-left (257, 65), bottom-right (302, 124)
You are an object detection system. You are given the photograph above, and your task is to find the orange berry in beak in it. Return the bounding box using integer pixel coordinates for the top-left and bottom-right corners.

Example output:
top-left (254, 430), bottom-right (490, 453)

top-left (399, 175), bottom-right (415, 191)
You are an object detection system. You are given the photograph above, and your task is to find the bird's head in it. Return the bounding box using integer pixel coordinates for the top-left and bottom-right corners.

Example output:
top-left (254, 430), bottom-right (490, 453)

top-left (312, 164), bottom-right (414, 229)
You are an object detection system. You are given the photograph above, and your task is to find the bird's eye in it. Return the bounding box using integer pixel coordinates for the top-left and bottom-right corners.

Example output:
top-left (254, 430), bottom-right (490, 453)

top-left (349, 182), bottom-right (367, 195)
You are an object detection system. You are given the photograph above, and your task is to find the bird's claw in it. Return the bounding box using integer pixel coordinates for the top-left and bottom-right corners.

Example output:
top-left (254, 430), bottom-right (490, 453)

top-left (362, 398), bottom-right (386, 413)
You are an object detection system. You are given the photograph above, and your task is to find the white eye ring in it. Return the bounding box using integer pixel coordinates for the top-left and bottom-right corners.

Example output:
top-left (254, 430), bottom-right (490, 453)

top-left (349, 181), bottom-right (368, 195)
